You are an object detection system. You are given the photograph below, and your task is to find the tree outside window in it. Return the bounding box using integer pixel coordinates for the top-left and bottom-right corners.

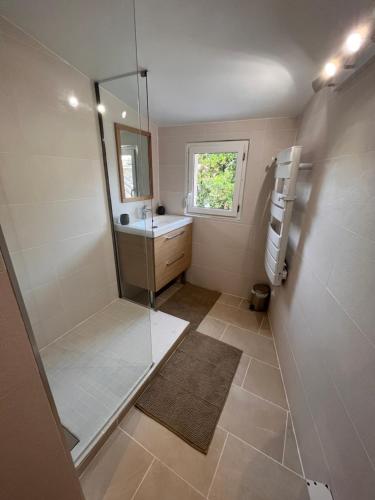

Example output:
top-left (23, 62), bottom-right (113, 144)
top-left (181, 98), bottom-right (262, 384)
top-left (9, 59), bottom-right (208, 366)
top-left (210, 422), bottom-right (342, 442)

top-left (194, 152), bottom-right (237, 211)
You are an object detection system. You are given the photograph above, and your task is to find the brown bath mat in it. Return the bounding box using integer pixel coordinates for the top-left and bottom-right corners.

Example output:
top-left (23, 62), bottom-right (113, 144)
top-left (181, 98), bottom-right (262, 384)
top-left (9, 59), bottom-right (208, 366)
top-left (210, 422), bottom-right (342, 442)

top-left (159, 283), bottom-right (220, 331)
top-left (135, 330), bottom-right (242, 453)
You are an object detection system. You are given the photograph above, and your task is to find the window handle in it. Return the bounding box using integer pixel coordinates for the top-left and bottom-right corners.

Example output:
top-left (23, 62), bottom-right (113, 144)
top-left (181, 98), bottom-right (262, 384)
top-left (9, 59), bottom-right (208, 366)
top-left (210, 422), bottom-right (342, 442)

top-left (183, 193), bottom-right (191, 208)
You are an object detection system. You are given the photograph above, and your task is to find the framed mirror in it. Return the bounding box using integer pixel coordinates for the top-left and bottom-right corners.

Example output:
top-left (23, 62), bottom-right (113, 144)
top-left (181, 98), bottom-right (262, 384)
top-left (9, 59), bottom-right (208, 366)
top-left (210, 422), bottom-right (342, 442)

top-left (114, 123), bottom-right (153, 202)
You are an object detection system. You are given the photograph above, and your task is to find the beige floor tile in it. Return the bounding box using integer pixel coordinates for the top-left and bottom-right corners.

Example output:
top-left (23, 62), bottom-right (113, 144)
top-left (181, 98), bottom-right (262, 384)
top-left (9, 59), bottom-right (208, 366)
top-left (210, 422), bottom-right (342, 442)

top-left (197, 316), bottom-right (227, 340)
top-left (209, 302), bottom-right (263, 333)
top-left (80, 429), bottom-right (153, 500)
top-left (155, 283), bottom-right (183, 307)
top-left (219, 384), bottom-right (286, 461)
top-left (155, 296), bottom-right (166, 308)
top-left (239, 298), bottom-right (250, 310)
top-left (120, 408), bottom-right (227, 496)
top-left (222, 324), bottom-right (278, 367)
top-left (218, 293), bottom-right (242, 307)
top-left (243, 358), bottom-right (287, 409)
top-left (233, 353), bottom-right (251, 386)
top-left (134, 459), bottom-right (204, 500)
top-left (209, 434), bottom-right (309, 500)
top-left (283, 413), bottom-right (303, 475)
top-left (259, 315), bottom-right (272, 337)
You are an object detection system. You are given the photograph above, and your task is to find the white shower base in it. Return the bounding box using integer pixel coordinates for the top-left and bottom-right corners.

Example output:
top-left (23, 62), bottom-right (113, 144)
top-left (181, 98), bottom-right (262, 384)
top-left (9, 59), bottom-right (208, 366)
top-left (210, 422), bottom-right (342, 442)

top-left (40, 298), bottom-right (188, 463)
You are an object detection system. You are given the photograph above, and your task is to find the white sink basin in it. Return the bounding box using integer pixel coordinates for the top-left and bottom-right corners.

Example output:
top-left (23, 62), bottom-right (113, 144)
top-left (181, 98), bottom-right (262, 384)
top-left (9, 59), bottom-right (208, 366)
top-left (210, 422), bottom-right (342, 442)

top-left (115, 215), bottom-right (192, 238)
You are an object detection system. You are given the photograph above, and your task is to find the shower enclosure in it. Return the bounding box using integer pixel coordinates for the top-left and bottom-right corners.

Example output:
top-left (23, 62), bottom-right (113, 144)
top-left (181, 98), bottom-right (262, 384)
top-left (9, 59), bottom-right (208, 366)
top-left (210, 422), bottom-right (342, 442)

top-left (0, 0), bottom-right (153, 466)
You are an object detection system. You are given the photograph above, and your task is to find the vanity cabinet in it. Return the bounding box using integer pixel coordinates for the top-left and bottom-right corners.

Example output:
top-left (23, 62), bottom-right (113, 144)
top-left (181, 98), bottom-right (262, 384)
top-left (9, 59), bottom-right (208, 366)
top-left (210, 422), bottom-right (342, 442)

top-left (116, 223), bottom-right (192, 296)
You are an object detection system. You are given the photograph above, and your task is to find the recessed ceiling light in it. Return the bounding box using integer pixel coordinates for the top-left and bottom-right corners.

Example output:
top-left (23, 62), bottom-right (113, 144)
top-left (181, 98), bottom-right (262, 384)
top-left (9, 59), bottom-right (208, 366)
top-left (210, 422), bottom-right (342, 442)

top-left (68, 95), bottom-right (79, 108)
top-left (323, 61), bottom-right (337, 78)
top-left (345, 32), bottom-right (363, 54)
top-left (121, 110), bottom-right (127, 119)
top-left (97, 104), bottom-right (106, 114)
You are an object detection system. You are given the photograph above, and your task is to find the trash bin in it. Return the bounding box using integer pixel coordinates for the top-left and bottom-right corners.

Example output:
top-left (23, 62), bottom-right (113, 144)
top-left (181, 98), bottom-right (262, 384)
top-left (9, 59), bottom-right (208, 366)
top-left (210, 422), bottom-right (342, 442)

top-left (249, 284), bottom-right (270, 312)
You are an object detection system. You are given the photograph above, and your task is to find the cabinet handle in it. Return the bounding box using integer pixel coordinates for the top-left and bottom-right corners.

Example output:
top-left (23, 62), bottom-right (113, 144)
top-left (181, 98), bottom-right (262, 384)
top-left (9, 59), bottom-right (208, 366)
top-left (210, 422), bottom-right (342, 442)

top-left (166, 230), bottom-right (185, 240)
top-left (166, 253), bottom-right (185, 266)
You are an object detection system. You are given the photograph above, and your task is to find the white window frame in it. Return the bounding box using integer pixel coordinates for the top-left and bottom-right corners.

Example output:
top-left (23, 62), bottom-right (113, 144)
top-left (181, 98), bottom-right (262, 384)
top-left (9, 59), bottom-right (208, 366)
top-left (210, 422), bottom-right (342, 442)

top-left (185, 140), bottom-right (249, 218)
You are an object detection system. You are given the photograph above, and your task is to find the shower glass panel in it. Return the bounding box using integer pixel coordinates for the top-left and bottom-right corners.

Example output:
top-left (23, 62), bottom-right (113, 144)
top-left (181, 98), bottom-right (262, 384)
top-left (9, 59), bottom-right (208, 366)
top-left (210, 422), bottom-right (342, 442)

top-left (102, 71), bottom-right (155, 306)
top-left (0, 0), bottom-right (152, 466)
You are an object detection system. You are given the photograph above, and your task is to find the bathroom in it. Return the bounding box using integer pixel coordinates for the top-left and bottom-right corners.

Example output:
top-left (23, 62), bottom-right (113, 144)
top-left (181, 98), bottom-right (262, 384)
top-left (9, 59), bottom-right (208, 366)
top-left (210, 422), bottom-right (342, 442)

top-left (0, 1), bottom-right (374, 499)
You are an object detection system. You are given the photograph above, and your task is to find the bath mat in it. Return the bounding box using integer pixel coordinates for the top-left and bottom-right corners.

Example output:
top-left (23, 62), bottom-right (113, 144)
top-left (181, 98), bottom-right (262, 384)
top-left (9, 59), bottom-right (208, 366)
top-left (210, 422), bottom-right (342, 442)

top-left (158, 283), bottom-right (220, 331)
top-left (135, 330), bottom-right (242, 453)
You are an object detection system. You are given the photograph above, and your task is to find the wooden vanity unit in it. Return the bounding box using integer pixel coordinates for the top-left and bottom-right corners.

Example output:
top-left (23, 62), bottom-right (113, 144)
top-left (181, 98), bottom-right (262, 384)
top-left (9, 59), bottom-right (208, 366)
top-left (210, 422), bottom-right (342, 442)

top-left (116, 221), bottom-right (192, 302)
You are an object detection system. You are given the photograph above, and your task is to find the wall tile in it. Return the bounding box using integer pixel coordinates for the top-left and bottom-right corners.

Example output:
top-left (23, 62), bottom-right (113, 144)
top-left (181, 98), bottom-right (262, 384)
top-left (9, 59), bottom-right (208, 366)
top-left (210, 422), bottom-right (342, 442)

top-left (159, 165), bottom-right (186, 192)
top-left (270, 317), bottom-right (331, 484)
top-left (0, 153), bottom-right (40, 204)
top-left (192, 217), bottom-right (254, 250)
top-left (159, 190), bottom-right (185, 215)
top-left (159, 117), bottom-right (298, 293)
top-left (270, 59), bottom-right (375, 500)
top-left (0, 17), bottom-right (117, 349)
top-left (327, 231), bottom-right (375, 344)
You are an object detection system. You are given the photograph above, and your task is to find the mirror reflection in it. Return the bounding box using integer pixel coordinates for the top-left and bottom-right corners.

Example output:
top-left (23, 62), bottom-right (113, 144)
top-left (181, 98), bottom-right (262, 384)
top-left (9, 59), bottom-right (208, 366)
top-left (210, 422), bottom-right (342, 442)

top-left (115, 123), bottom-right (153, 201)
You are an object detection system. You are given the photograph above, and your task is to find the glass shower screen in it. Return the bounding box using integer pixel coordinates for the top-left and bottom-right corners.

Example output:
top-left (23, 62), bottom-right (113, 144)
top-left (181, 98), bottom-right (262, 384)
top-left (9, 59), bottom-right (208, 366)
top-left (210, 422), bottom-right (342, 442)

top-left (0, 0), bottom-right (153, 466)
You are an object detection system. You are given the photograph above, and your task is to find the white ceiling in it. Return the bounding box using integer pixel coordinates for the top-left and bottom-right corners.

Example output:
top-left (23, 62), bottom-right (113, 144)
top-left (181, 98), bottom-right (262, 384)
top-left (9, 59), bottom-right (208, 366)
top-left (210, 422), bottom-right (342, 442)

top-left (0, 0), bottom-right (372, 125)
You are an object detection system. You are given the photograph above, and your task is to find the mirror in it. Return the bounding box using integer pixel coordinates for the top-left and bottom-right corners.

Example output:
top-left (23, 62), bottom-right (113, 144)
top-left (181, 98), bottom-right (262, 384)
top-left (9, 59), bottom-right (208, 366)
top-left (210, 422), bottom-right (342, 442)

top-left (114, 123), bottom-right (153, 201)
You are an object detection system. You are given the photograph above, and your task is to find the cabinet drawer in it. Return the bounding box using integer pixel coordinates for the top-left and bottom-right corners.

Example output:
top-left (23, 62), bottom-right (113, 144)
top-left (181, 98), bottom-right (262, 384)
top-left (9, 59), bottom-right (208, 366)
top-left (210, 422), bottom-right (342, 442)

top-left (154, 224), bottom-right (192, 291)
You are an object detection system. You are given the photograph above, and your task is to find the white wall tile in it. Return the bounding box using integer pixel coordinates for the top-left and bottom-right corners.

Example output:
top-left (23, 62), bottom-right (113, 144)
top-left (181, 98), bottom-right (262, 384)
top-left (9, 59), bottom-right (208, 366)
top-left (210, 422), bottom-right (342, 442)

top-left (159, 117), bottom-right (298, 293)
top-left (159, 165), bottom-right (186, 192)
top-left (269, 59), bottom-right (375, 500)
top-left (159, 190), bottom-right (185, 215)
top-left (0, 153), bottom-right (40, 204)
top-left (21, 244), bottom-right (58, 290)
top-left (0, 17), bottom-right (117, 348)
top-left (327, 231), bottom-right (375, 344)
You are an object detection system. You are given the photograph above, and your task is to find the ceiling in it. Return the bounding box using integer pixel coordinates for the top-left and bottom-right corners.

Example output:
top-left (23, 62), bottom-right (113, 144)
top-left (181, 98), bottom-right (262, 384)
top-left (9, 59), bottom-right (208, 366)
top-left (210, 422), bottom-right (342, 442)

top-left (0, 0), bottom-right (373, 125)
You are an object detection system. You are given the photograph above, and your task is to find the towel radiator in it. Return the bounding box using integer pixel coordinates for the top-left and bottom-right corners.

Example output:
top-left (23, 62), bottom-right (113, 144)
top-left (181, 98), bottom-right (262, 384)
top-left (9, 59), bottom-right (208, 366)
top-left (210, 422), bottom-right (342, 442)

top-left (265, 146), bottom-right (311, 286)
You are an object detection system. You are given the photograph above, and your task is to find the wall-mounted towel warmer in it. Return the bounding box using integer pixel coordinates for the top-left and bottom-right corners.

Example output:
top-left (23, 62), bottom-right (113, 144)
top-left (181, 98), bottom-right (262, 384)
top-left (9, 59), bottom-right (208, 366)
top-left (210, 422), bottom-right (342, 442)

top-left (265, 146), bottom-right (311, 286)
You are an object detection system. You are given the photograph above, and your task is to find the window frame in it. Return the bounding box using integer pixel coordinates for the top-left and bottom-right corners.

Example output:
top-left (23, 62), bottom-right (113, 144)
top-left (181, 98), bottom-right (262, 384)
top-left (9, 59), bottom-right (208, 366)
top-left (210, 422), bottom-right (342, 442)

top-left (185, 140), bottom-right (249, 219)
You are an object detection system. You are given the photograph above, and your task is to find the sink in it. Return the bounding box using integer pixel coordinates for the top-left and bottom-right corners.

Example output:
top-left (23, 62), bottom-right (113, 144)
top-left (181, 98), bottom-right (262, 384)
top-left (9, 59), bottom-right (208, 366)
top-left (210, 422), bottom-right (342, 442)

top-left (114, 215), bottom-right (193, 238)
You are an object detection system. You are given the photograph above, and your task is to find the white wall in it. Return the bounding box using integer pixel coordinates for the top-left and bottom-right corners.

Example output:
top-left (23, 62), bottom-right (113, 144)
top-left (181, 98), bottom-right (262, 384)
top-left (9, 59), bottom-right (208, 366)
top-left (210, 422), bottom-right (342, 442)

top-left (269, 61), bottom-right (375, 500)
top-left (158, 118), bottom-right (298, 296)
top-left (0, 16), bottom-right (117, 349)
top-left (100, 88), bottom-right (159, 223)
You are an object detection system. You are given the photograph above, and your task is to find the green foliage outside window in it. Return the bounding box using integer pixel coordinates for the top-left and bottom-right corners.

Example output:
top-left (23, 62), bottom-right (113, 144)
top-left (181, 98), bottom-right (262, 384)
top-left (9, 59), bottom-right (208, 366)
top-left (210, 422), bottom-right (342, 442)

top-left (195, 152), bottom-right (237, 210)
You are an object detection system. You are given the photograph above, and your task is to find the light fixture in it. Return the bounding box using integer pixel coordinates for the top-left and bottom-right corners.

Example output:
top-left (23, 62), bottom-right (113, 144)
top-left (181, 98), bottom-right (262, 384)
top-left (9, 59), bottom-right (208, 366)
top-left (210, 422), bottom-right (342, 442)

top-left (68, 95), bottom-right (79, 108)
top-left (97, 103), bottom-right (106, 114)
top-left (323, 61), bottom-right (337, 79)
top-left (345, 32), bottom-right (363, 54)
top-left (313, 9), bottom-right (375, 93)
top-left (121, 110), bottom-right (127, 119)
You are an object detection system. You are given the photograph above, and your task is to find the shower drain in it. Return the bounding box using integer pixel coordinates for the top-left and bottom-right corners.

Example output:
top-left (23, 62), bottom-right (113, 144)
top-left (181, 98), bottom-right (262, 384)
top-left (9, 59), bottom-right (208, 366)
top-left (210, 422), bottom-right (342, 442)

top-left (306, 480), bottom-right (334, 500)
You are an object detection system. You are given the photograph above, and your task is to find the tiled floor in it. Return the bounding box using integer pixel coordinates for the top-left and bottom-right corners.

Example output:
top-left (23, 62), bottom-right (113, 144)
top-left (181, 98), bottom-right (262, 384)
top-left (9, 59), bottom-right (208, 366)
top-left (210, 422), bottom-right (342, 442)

top-left (80, 292), bottom-right (308, 499)
top-left (42, 297), bottom-right (187, 463)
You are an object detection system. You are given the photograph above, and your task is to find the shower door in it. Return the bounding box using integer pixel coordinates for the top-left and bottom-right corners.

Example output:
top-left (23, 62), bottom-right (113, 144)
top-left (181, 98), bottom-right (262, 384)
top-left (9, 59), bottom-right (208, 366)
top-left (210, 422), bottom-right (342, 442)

top-left (0, 0), bottom-right (153, 466)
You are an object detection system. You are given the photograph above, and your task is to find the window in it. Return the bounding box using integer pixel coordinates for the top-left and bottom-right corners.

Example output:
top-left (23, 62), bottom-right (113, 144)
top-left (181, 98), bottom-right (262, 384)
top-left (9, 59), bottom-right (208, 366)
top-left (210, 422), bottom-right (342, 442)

top-left (186, 141), bottom-right (248, 218)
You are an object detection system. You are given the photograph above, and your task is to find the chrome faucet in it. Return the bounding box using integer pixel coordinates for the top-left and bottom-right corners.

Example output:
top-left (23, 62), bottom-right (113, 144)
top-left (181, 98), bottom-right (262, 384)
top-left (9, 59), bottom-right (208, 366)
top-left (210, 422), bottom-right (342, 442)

top-left (142, 205), bottom-right (152, 219)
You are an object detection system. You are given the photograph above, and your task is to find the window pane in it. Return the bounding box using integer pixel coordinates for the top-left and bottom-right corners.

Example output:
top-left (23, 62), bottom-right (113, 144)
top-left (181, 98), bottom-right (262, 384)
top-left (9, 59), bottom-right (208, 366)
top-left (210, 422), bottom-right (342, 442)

top-left (193, 152), bottom-right (238, 210)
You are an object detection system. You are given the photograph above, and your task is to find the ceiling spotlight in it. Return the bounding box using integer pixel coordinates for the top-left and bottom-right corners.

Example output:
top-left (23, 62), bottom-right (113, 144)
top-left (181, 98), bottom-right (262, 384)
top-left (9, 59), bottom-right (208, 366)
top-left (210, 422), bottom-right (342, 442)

top-left (323, 61), bottom-right (337, 78)
top-left (345, 32), bottom-right (363, 54)
top-left (121, 110), bottom-right (127, 119)
top-left (68, 95), bottom-right (79, 108)
top-left (97, 103), bottom-right (106, 114)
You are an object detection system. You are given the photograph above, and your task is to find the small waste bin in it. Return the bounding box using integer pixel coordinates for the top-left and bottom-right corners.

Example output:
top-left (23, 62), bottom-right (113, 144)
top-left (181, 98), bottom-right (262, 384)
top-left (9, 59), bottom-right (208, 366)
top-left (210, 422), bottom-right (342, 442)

top-left (249, 284), bottom-right (270, 312)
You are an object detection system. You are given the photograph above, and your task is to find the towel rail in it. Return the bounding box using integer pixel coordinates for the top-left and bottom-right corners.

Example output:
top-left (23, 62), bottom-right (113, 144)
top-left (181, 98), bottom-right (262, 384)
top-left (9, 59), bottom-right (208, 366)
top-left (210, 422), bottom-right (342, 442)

top-left (265, 146), bottom-right (309, 286)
